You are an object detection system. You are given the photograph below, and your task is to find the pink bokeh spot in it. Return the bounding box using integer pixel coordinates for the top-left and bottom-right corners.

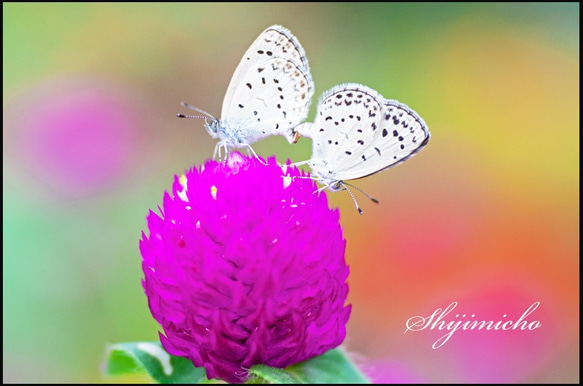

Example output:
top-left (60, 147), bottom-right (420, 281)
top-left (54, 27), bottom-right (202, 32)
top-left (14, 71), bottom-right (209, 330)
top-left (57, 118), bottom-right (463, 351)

top-left (17, 77), bottom-right (139, 197)
top-left (365, 359), bottom-right (427, 383)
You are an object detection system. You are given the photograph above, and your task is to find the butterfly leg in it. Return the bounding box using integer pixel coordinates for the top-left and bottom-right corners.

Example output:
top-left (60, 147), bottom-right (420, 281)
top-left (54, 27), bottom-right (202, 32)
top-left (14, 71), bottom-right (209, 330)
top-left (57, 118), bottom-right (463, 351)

top-left (243, 144), bottom-right (268, 165)
top-left (213, 143), bottom-right (220, 160)
top-left (290, 160), bottom-right (310, 168)
top-left (213, 143), bottom-right (222, 161)
top-left (310, 179), bottom-right (331, 195)
top-left (295, 174), bottom-right (320, 181)
top-left (316, 184), bottom-right (329, 193)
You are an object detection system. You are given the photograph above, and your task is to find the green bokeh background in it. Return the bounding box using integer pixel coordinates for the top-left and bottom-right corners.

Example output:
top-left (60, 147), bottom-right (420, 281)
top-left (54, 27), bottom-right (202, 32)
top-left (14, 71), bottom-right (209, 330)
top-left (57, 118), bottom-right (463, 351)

top-left (3, 3), bottom-right (579, 383)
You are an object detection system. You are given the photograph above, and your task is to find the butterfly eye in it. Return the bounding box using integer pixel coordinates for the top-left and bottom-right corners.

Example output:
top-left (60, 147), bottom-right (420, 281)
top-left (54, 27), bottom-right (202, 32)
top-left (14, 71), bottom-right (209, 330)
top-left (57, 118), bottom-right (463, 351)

top-left (330, 182), bottom-right (343, 191)
top-left (207, 119), bottom-right (219, 133)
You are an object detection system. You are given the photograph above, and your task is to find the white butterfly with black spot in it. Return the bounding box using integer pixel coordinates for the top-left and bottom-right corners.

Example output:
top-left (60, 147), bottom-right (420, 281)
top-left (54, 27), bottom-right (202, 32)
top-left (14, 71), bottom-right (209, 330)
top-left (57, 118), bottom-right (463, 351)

top-left (294, 83), bottom-right (430, 213)
top-left (179, 25), bottom-right (314, 160)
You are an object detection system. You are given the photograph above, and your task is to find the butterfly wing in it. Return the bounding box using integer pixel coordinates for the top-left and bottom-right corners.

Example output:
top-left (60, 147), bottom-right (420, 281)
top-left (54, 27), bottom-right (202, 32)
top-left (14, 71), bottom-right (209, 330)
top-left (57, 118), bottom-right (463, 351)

top-left (299, 83), bottom-right (429, 182)
top-left (220, 25), bottom-right (314, 144)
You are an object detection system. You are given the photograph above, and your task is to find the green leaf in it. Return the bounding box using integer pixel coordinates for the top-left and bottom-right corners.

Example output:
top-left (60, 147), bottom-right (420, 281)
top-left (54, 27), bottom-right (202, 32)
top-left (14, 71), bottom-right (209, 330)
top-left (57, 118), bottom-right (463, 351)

top-left (247, 347), bottom-right (371, 384)
top-left (103, 341), bottom-right (212, 384)
top-left (287, 347), bottom-right (371, 384)
top-left (247, 364), bottom-right (301, 384)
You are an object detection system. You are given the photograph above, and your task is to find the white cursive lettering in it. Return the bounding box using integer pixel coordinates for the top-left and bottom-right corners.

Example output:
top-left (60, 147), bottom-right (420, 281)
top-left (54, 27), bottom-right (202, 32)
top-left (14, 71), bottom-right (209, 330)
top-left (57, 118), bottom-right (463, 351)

top-left (405, 302), bottom-right (542, 349)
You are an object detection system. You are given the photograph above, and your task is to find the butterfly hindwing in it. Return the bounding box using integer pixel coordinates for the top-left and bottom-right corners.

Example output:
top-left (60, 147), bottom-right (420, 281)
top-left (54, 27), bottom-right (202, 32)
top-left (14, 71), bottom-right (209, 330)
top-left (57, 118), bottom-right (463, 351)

top-left (221, 25), bottom-right (314, 142)
top-left (298, 83), bottom-right (429, 183)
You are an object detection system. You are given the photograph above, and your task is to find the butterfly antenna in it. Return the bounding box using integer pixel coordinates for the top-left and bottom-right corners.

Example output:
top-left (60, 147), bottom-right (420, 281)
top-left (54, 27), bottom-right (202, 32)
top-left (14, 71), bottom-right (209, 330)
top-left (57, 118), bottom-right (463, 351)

top-left (340, 182), bottom-right (364, 215)
top-left (342, 181), bottom-right (379, 204)
top-left (177, 113), bottom-right (208, 119)
top-left (177, 102), bottom-right (216, 120)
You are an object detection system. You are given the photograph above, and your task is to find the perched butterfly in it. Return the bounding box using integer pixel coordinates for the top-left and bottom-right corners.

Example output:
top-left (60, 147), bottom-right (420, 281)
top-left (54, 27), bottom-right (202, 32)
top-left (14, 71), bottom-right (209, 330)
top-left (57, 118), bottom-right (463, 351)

top-left (178, 25), bottom-right (314, 160)
top-left (294, 83), bottom-right (430, 214)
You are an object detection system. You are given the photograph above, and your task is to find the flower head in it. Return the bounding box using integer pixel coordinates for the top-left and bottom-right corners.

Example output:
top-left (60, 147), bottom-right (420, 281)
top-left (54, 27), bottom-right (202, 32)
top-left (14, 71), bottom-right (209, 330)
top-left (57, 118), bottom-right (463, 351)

top-left (140, 153), bottom-right (351, 383)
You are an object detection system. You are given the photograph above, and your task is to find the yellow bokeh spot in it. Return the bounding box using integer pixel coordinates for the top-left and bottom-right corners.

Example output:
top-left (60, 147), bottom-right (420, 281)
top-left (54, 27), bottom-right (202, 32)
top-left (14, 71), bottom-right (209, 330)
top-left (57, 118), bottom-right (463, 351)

top-left (179, 174), bottom-right (187, 188)
top-left (282, 175), bottom-right (292, 189)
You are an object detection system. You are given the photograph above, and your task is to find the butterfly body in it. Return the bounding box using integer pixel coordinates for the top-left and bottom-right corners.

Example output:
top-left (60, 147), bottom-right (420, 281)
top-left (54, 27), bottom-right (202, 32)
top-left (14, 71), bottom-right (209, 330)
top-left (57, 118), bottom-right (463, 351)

top-left (181, 26), bottom-right (430, 214)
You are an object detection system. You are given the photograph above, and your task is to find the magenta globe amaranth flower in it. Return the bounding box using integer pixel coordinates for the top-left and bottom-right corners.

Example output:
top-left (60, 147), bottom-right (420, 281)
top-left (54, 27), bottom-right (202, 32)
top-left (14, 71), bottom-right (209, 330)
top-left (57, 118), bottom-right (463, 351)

top-left (139, 153), bottom-right (351, 383)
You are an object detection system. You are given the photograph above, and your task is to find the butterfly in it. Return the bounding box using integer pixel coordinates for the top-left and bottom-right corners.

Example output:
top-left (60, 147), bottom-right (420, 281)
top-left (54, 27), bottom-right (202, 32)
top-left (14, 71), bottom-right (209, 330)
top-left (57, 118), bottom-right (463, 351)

top-left (293, 83), bottom-right (430, 214)
top-left (178, 25), bottom-right (314, 160)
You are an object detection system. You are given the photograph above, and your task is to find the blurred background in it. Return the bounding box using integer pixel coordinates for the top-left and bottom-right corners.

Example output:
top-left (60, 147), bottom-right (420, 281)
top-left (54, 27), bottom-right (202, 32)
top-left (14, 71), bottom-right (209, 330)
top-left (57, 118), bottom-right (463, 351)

top-left (3, 3), bottom-right (578, 383)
